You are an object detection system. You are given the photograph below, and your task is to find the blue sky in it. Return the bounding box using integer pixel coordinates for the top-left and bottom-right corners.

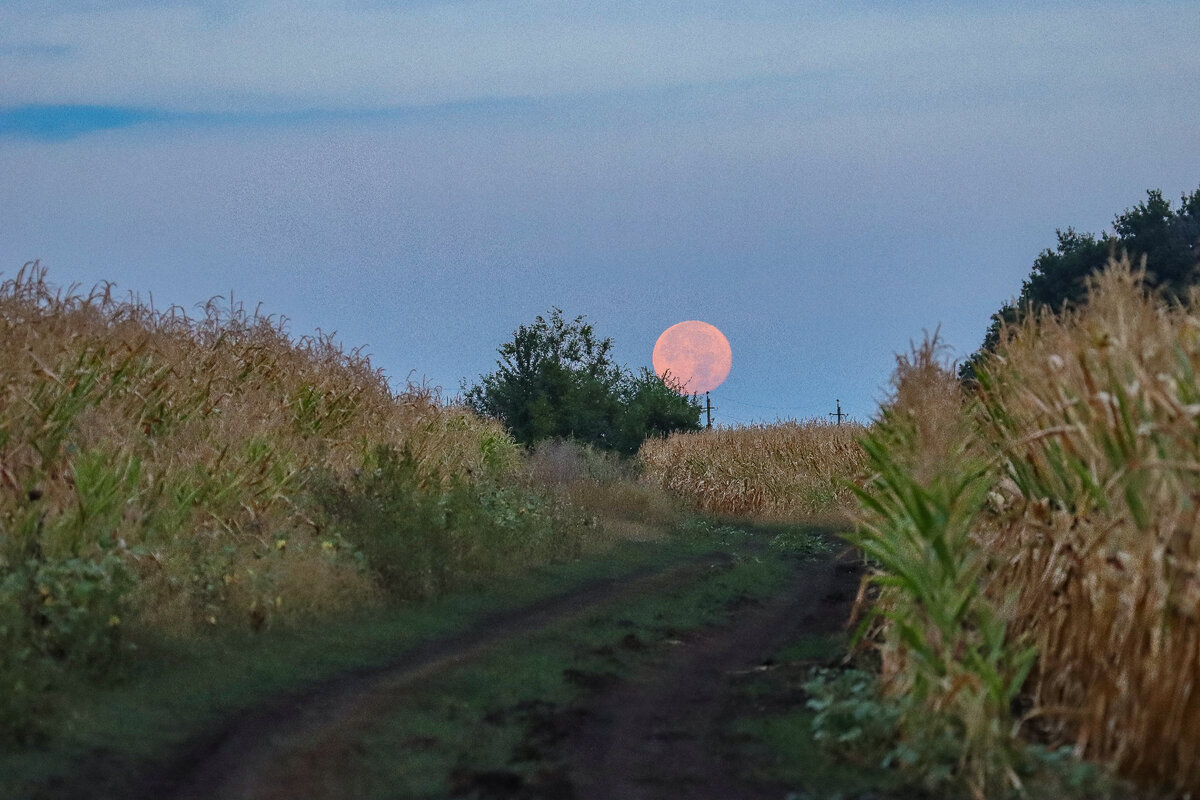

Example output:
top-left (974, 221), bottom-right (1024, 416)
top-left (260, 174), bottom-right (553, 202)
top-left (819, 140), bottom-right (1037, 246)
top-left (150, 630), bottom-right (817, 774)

top-left (2, 1), bottom-right (1198, 424)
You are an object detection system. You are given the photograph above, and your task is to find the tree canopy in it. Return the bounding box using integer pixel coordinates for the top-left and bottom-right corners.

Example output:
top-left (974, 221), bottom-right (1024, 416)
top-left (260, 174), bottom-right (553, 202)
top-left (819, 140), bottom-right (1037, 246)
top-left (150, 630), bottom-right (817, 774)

top-left (963, 187), bottom-right (1200, 378)
top-left (463, 308), bottom-right (702, 455)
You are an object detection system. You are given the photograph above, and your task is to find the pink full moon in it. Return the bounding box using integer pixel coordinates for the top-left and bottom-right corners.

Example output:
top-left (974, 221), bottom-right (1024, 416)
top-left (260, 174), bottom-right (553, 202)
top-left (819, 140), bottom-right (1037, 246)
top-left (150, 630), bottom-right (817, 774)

top-left (652, 321), bottom-right (732, 395)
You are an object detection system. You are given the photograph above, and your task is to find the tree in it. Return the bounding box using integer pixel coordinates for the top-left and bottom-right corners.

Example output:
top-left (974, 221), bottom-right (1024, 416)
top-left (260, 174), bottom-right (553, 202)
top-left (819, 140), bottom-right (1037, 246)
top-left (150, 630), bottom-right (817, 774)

top-left (612, 368), bottom-right (705, 455)
top-left (464, 309), bottom-right (702, 455)
top-left (962, 186), bottom-right (1200, 381)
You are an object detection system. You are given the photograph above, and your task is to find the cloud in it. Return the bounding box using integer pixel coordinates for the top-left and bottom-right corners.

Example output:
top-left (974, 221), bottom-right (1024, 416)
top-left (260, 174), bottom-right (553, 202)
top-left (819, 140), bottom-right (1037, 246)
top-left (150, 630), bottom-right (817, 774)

top-left (0, 105), bottom-right (176, 139)
top-left (1, 1), bottom-right (1196, 117)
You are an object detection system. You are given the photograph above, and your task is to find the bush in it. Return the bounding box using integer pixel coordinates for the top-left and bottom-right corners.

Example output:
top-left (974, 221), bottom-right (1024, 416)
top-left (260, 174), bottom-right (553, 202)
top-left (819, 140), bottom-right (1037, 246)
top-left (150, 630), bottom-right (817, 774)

top-left (0, 545), bottom-right (132, 742)
top-left (803, 667), bottom-right (1116, 799)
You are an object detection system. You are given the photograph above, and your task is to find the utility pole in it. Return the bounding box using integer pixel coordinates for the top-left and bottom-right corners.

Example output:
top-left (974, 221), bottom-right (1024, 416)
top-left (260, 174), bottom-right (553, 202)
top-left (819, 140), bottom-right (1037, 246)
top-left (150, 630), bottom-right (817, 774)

top-left (829, 398), bottom-right (846, 426)
top-left (705, 391), bottom-right (713, 429)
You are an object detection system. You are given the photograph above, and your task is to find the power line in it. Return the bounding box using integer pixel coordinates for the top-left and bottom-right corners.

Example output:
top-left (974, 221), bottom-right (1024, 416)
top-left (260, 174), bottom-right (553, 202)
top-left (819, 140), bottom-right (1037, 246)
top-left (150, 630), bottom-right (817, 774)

top-left (718, 396), bottom-right (809, 411)
top-left (712, 394), bottom-right (861, 423)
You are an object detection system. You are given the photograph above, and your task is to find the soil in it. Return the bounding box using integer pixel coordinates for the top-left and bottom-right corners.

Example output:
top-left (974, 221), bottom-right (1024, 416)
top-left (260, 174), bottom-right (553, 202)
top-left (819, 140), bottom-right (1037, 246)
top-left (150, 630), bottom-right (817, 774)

top-left (39, 541), bottom-right (864, 800)
top-left (158, 553), bottom-right (734, 800)
top-left (564, 552), bottom-right (861, 800)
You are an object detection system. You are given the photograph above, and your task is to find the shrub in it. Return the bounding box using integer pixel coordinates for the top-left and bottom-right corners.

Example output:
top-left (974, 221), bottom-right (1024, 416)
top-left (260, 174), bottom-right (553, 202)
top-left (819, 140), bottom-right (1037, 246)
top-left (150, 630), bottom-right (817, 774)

top-left (0, 542), bottom-right (132, 741)
top-left (803, 667), bottom-right (1116, 799)
top-left (463, 308), bottom-right (702, 454)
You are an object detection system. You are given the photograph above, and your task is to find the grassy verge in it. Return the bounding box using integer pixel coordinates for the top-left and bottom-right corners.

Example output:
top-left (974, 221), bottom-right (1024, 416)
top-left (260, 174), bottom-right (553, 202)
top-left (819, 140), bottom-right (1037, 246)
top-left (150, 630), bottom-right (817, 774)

top-left (2, 531), bottom-right (728, 800)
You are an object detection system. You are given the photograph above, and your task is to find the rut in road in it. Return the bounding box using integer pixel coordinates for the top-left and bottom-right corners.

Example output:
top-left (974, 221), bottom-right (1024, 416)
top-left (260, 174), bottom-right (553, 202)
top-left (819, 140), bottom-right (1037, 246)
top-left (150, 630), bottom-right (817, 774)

top-left (145, 553), bottom-right (734, 800)
top-left (565, 550), bottom-right (861, 800)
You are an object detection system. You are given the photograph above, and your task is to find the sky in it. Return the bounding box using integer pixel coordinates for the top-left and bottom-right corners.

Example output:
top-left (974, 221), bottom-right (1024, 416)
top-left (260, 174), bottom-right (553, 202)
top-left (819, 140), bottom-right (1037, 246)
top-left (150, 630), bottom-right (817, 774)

top-left (2, 1), bottom-right (1198, 426)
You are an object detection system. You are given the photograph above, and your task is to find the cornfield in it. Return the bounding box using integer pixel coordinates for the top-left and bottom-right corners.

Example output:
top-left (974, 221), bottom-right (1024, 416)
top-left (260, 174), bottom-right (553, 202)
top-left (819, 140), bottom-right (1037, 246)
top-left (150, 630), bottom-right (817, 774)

top-left (855, 256), bottom-right (1200, 795)
top-left (0, 262), bottom-right (523, 633)
top-left (975, 257), bottom-right (1200, 792)
top-left (638, 420), bottom-right (867, 522)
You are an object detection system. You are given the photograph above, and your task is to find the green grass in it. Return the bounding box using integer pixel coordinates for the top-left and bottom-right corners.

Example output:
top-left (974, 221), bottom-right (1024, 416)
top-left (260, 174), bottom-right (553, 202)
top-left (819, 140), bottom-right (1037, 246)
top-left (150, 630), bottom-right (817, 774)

top-left (1, 533), bottom-right (731, 799)
top-left (729, 633), bottom-right (910, 799)
top-left (774, 631), bottom-right (848, 663)
top-left (315, 548), bottom-right (797, 799)
top-left (735, 711), bottom-right (908, 799)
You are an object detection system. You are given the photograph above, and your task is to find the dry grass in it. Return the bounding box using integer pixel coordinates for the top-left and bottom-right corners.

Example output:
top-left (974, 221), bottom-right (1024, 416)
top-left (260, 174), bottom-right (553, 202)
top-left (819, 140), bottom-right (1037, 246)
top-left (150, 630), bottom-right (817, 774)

top-left (972, 256), bottom-right (1200, 793)
top-left (857, 255), bottom-right (1200, 795)
top-left (0, 263), bottom-right (525, 633)
top-left (638, 420), bottom-right (867, 523)
top-left (525, 439), bottom-right (687, 545)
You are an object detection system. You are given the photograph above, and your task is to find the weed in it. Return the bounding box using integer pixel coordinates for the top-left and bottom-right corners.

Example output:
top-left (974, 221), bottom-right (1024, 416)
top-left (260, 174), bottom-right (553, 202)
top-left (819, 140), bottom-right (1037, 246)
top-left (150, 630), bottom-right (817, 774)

top-left (801, 666), bottom-right (1120, 799)
top-left (766, 526), bottom-right (835, 557)
top-left (0, 544), bottom-right (132, 742)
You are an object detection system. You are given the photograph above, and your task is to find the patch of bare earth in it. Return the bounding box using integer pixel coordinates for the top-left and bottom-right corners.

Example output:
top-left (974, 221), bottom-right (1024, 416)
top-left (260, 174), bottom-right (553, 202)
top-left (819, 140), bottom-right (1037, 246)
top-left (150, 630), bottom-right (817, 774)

top-left (563, 551), bottom-right (860, 800)
top-left (148, 555), bottom-right (732, 800)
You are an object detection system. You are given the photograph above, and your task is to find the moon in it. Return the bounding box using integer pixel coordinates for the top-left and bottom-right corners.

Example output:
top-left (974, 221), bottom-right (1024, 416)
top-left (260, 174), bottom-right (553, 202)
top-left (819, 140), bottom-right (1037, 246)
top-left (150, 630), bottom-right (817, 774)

top-left (652, 321), bottom-right (732, 395)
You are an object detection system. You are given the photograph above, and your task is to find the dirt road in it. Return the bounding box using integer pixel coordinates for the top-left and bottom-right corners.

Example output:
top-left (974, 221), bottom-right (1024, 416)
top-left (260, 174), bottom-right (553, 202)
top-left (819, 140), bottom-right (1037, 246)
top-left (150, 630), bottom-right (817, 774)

top-left (567, 556), bottom-right (858, 800)
top-left (51, 535), bottom-right (861, 800)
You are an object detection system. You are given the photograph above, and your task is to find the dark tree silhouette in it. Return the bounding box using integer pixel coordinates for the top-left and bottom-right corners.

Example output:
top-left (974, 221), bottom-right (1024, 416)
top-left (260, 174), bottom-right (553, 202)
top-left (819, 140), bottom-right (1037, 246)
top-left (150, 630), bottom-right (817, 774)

top-left (464, 309), bottom-right (702, 455)
top-left (962, 187), bottom-right (1200, 381)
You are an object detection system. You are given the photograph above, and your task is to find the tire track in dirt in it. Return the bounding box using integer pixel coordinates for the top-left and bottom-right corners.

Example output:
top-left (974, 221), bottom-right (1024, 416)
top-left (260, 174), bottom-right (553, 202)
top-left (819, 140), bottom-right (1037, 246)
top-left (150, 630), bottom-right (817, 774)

top-left (138, 553), bottom-right (737, 800)
top-left (565, 549), bottom-right (861, 800)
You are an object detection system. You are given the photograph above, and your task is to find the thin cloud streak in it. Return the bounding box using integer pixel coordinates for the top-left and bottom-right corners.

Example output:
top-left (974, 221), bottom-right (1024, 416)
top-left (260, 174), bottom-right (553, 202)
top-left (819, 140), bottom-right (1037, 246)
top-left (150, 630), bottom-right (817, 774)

top-left (1, 2), bottom-right (1195, 114)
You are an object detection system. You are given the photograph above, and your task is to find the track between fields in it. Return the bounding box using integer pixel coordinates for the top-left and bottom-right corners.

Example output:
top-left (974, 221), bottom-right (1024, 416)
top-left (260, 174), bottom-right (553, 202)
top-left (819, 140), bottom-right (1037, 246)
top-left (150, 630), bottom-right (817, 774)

top-left (103, 540), bottom-right (860, 800)
top-left (155, 553), bottom-right (738, 800)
